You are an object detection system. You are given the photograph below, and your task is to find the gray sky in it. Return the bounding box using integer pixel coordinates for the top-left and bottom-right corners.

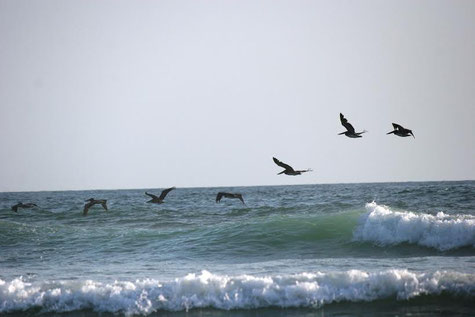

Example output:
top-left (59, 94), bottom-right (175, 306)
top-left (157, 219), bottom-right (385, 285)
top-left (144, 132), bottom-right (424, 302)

top-left (0, 0), bottom-right (474, 192)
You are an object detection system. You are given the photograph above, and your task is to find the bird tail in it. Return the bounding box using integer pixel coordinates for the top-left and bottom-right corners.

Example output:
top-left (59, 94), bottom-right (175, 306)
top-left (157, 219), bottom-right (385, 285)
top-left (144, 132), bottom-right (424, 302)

top-left (386, 130), bottom-right (395, 135)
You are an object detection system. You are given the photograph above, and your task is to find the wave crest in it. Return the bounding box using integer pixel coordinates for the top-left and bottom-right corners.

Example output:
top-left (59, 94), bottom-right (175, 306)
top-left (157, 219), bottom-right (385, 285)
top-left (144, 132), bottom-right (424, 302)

top-left (353, 202), bottom-right (475, 250)
top-left (0, 270), bottom-right (474, 314)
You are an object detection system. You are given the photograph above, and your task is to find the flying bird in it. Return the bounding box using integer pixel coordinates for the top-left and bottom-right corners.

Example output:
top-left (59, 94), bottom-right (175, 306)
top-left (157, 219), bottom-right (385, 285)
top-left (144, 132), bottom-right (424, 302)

top-left (11, 202), bottom-right (38, 213)
top-left (145, 187), bottom-right (176, 204)
top-left (338, 113), bottom-right (366, 138)
top-left (216, 192), bottom-right (245, 204)
top-left (387, 123), bottom-right (414, 138)
top-left (83, 198), bottom-right (108, 216)
top-left (273, 157), bottom-right (312, 176)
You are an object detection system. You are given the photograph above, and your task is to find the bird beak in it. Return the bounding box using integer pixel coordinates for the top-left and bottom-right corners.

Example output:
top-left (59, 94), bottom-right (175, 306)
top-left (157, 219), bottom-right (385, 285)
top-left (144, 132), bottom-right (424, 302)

top-left (411, 132), bottom-right (415, 138)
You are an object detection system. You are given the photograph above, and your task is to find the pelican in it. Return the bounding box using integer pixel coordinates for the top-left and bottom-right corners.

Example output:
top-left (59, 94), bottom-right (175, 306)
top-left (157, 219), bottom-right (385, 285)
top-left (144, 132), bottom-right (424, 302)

top-left (338, 113), bottom-right (366, 138)
top-left (83, 198), bottom-right (108, 216)
top-left (387, 123), bottom-right (414, 138)
top-left (273, 157), bottom-right (312, 176)
top-left (145, 187), bottom-right (176, 204)
top-left (216, 192), bottom-right (245, 204)
top-left (11, 202), bottom-right (38, 213)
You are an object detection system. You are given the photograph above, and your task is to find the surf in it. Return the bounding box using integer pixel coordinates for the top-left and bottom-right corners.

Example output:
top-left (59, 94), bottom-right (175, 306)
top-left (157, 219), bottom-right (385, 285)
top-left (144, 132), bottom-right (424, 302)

top-left (0, 269), bottom-right (473, 315)
top-left (353, 202), bottom-right (475, 251)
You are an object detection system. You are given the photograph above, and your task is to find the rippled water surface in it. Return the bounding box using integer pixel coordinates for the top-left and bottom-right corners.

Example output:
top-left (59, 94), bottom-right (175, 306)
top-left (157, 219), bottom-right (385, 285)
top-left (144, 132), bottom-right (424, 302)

top-left (1, 181), bottom-right (474, 316)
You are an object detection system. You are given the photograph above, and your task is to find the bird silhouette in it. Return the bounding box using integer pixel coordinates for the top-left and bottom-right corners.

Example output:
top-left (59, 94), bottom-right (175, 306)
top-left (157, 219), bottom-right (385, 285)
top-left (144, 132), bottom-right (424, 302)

top-left (338, 113), bottom-right (366, 138)
top-left (83, 198), bottom-right (108, 216)
top-left (145, 187), bottom-right (176, 203)
top-left (273, 157), bottom-right (312, 176)
top-left (387, 123), bottom-right (414, 138)
top-left (216, 192), bottom-right (245, 204)
top-left (11, 202), bottom-right (38, 213)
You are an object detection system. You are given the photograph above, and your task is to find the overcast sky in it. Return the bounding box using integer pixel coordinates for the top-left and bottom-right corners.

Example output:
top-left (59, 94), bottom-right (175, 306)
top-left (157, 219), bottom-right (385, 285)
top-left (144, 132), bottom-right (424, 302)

top-left (0, 0), bottom-right (474, 192)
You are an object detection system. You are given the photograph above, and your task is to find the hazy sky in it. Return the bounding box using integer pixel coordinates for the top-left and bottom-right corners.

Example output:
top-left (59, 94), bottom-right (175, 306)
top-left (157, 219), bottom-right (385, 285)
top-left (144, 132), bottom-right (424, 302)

top-left (1, 0), bottom-right (474, 192)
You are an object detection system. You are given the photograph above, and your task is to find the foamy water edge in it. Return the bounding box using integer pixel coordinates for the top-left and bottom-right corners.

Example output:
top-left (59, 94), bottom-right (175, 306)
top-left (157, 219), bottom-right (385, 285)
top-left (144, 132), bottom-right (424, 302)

top-left (1, 269), bottom-right (474, 314)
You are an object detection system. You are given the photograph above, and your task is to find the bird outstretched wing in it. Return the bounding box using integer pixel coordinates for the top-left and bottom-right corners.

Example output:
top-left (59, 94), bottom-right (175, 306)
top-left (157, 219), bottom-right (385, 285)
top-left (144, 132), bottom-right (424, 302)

top-left (340, 113), bottom-right (355, 133)
top-left (83, 201), bottom-right (94, 215)
top-left (392, 123), bottom-right (404, 131)
top-left (273, 157), bottom-right (295, 172)
top-left (145, 192), bottom-right (159, 199)
top-left (159, 187), bottom-right (176, 200)
top-left (216, 192), bottom-right (224, 202)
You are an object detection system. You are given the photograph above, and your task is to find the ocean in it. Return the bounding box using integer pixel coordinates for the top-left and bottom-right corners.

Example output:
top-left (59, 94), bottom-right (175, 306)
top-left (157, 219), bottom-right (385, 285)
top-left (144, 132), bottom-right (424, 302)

top-left (0, 181), bottom-right (474, 316)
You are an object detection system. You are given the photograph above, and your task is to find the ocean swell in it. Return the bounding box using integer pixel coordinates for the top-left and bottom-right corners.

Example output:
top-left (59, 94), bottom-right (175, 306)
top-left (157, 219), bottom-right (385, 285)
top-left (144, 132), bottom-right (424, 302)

top-left (0, 270), bottom-right (474, 315)
top-left (353, 202), bottom-right (475, 250)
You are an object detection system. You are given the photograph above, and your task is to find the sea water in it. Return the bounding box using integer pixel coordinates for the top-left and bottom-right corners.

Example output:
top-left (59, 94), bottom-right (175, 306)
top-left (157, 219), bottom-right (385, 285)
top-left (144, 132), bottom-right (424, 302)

top-left (0, 181), bottom-right (474, 316)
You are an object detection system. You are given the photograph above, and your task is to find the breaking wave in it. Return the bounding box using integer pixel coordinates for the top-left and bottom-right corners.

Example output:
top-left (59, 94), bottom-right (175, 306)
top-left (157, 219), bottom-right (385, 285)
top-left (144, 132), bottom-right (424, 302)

top-left (0, 270), bottom-right (474, 315)
top-left (353, 202), bottom-right (475, 250)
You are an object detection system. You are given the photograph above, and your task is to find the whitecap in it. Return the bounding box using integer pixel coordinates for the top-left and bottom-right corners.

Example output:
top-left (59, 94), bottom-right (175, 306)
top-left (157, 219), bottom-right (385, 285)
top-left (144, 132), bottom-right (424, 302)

top-left (0, 270), bottom-right (474, 314)
top-left (353, 202), bottom-right (475, 250)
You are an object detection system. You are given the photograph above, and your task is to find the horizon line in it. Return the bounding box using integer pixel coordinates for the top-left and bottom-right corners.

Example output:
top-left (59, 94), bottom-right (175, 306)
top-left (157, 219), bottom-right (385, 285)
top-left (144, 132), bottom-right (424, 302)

top-left (0, 179), bottom-right (473, 194)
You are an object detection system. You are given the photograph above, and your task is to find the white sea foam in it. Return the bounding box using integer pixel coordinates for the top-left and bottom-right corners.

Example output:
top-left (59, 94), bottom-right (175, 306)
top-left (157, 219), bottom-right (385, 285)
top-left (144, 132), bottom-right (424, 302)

top-left (0, 270), bottom-right (474, 315)
top-left (353, 202), bottom-right (475, 250)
